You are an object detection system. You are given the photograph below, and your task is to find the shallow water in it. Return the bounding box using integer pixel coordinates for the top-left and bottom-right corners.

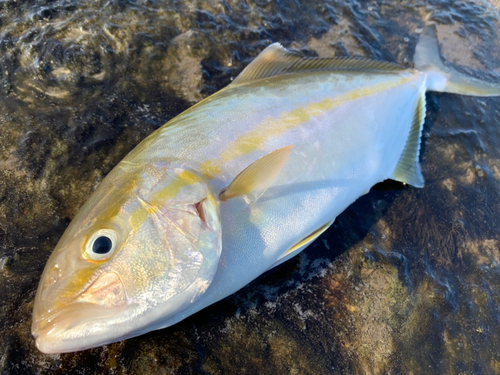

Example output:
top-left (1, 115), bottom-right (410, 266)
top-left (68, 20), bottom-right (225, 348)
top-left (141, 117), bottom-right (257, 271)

top-left (1, 0), bottom-right (500, 374)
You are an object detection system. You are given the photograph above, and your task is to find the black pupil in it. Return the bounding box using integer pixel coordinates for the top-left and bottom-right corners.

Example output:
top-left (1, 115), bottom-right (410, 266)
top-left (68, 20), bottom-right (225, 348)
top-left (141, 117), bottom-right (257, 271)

top-left (92, 236), bottom-right (112, 254)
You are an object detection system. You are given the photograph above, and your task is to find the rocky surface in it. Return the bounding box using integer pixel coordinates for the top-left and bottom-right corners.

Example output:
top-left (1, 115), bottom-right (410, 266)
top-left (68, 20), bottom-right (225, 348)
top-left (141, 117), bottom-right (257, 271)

top-left (1, 0), bottom-right (500, 374)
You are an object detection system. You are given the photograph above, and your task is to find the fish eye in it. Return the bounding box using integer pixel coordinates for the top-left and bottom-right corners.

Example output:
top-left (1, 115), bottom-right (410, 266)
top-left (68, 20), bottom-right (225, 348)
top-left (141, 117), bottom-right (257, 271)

top-left (92, 236), bottom-right (112, 254)
top-left (84, 229), bottom-right (118, 261)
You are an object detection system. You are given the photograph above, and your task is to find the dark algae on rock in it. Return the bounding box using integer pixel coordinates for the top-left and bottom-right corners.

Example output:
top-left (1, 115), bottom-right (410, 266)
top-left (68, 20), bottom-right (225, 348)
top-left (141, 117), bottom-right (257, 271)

top-left (2, 0), bottom-right (500, 374)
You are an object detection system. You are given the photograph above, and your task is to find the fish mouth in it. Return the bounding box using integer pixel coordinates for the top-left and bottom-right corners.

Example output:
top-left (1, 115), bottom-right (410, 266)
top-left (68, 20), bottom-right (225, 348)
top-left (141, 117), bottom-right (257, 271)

top-left (32, 271), bottom-right (128, 354)
top-left (32, 302), bottom-right (127, 354)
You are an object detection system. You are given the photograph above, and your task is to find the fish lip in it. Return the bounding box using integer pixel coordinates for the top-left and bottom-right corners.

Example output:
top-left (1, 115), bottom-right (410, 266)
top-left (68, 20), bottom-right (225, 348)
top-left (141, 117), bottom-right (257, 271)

top-left (33, 265), bottom-right (103, 323)
top-left (31, 302), bottom-right (93, 353)
top-left (32, 272), bottom-right (102, 333)
top-left (32, 271), bottom-right (128, 353)
top-left (32, 301), bottom-right (127, 354)
top-left (32, 301), bottom-right (94, 338)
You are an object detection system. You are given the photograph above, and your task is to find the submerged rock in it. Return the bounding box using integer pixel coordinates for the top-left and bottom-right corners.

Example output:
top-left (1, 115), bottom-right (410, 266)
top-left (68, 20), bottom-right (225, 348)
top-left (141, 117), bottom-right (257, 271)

top-left (1, 0), bottom-right (500, 373)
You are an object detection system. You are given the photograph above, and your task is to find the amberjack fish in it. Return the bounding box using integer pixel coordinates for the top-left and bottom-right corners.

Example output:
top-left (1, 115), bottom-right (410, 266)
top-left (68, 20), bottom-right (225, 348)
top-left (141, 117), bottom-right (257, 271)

top-left (32, 26), bottom-right (500, 353)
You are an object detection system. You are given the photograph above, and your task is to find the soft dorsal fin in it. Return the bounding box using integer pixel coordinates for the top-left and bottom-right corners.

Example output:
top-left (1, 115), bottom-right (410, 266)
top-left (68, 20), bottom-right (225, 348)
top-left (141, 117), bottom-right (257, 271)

top-left (231, 43), bottom-right (405, 86)
top-left (219, 145), bottom-right (293, 203)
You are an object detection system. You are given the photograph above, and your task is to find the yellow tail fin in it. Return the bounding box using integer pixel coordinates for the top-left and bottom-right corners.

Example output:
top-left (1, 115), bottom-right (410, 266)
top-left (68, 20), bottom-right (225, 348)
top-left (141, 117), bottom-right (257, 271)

top-left (415, 25), bottom-right (500, 96)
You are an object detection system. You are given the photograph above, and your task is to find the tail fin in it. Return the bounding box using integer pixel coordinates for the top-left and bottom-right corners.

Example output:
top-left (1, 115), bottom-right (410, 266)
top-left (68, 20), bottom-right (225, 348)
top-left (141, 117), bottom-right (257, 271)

top-left (415, 25), bottom-right (500, 96)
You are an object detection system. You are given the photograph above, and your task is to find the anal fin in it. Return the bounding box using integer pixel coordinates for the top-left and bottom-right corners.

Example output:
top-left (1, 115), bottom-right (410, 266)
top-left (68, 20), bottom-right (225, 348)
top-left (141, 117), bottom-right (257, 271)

top-left (391, 91), bottom-right (426, 188)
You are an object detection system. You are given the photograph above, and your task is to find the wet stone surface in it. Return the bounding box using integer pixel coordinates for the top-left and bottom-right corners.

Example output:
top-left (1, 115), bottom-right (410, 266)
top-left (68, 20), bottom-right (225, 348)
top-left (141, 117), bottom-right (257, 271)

top-left (1, 0), bottom-right (500, 374)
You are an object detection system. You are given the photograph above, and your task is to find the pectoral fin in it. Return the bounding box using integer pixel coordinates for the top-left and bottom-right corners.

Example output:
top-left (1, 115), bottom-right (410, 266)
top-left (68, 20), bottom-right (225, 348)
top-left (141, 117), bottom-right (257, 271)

top-left (219, 145), bottom-right (293, 203)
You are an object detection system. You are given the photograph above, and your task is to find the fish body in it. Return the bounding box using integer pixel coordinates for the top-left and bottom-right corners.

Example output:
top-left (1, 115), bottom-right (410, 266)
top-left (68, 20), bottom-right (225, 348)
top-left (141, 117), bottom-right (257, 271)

top-left (129, 69), bottom-right (424, 300)
top-left (32, 27), bottom-right (500, 353)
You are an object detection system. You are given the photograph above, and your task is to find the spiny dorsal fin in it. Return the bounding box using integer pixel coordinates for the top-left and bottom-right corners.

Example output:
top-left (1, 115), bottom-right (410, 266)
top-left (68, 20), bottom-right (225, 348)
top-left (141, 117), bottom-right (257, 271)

top-left (231, 43), bottom-right (404, 86)
top-left (391, 91), bottom-right (426, 187)
top-left (219, 145), bottom-right (293, 203)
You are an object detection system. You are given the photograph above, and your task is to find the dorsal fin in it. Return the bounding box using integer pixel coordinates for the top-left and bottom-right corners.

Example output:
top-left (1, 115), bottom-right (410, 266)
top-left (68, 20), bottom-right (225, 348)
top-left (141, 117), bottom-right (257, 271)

top-left (231, 43), bottom-right (405, 86)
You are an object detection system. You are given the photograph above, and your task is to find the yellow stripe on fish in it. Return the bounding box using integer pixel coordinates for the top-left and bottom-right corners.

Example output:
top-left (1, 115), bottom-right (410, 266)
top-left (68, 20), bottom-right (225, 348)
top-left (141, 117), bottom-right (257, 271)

top-left (200, 74), bottom-right (413, 176)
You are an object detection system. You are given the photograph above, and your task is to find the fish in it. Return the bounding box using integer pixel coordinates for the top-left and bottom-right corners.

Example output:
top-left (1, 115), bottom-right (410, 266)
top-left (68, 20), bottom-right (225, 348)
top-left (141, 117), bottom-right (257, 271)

top-left (31, 26), bottom-right (500, 354)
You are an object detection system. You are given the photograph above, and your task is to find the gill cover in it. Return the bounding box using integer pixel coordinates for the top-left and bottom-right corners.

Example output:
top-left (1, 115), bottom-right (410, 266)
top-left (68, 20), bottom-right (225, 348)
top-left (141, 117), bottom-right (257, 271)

top-left (32, 162), bottom-right (221, 353)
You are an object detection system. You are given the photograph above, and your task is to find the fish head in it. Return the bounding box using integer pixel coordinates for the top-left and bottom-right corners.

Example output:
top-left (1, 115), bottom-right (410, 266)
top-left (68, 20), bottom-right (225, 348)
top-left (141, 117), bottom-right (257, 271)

top-left (32, 162), bottom-right (222, 353)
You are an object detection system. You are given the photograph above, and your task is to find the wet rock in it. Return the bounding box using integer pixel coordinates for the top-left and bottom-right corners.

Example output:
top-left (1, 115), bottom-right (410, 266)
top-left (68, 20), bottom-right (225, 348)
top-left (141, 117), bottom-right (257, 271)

top-left (2, 0), bottom-right (500, 374)
top-left (163, 31), bottom-right (213, 102)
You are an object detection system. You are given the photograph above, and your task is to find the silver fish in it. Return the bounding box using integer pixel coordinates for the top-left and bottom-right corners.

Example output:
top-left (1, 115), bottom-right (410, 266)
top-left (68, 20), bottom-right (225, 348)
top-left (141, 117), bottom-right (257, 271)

top-left (32, 26), bottom-right (500, 353)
